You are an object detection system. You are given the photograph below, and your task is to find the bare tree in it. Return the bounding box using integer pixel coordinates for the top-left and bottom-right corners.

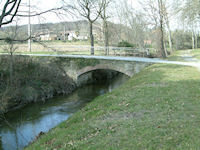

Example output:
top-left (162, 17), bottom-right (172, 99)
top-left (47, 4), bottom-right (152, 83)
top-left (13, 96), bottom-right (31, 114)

top-left (64, 0), bottom-right (103, 55)
top-left (121, 0), bottom-right (147, 49)
top-left (100, 0), bottom-right (111, 55)
top-left (0, 0), bottom-right (22, 27)
top-left (140, 0), bottom-right (167, 58)
top-left (112, 0), bottom-right (136, 46)
top-left (0, 2), bottom-right (73, 85)
top-left (1, 21), bottom-right (22, 85)
top-left (158, 0), bottom-right (166, 58)
top-left (162, 2), bottom-right (173, 52)
top-left (178, 0), bottom-right (200, 49)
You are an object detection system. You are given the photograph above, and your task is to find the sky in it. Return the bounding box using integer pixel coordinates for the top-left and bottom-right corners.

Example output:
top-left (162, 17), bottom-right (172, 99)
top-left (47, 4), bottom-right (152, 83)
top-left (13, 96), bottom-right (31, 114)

top-left (15, 0), bottom-right (140, 25)
top-left (17, 0), bottom-right (63, 25)
top-left (1, 0), bottom-right (179, 30)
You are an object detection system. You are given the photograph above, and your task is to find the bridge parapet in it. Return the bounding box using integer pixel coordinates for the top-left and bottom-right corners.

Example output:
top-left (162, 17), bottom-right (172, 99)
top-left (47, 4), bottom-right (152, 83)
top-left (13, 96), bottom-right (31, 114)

top-left (2, 54), bottom-right (155, 85)
top-left (53, 57), bottom-right (152, 84)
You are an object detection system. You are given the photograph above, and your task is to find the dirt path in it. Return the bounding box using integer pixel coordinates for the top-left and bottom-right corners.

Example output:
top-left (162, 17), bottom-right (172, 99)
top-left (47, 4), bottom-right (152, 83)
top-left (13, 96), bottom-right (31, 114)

top-left (179, 50), bottom-right (200, 70)
top-left (179, 50), bottom-right (199, 62)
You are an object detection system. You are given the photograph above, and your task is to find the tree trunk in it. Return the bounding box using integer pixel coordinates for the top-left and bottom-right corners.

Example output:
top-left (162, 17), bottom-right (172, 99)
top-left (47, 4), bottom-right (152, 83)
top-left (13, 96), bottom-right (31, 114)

top-left (192, 31), bottom-right (195, 50)
top-left (90, 22), bottom-right (94, 55)
top-left (0, 136), bottom-right (2, 150)
top-left (164, 42), bottom-right (168, 57)
top-left (160, 22), bottom-right (166, 58)
top-left (166, 20), bottom-right (173, 52)
top-left (64, 26), bottom-right (66, 41)
top-left (195, 33), bottom-right (198, 49)
top-left (163, 3), bottom-right (173, 52)
top-left (158, 0), bottom-right (166, 58)
top-left (168, 31), bottom-right (173, 51)
top-left (103, 19), bottom-right (109, 55)
top-left (9, 52), bottom-right (13, 86)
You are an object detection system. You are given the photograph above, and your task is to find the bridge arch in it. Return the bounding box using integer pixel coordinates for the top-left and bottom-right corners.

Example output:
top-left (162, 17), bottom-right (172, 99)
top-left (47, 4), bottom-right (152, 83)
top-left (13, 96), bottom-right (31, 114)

top-left (77, 64), bottom-right (131, 78)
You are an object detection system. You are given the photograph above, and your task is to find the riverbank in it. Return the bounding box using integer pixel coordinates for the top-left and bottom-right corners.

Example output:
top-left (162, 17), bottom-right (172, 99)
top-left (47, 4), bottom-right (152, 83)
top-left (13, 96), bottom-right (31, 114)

top-left (0, 56), bottom-right (76, 113)
top-left (190, 49), bottom-right (200, 60)
top-left (0, 74), bottom-right (129, 150)
top-left (26, 61), bottom-right (200, 149)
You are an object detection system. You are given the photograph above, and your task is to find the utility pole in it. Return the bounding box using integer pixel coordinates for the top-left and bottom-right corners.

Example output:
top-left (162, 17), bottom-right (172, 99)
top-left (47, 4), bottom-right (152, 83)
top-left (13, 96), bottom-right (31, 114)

top-left (28, 0), bottom-right (31, 52)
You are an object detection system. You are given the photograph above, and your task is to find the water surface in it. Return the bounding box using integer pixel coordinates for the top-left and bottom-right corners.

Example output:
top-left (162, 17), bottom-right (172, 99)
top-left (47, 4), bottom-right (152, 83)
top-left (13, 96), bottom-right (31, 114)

top-left (0, 74), bottom-right (128, 150)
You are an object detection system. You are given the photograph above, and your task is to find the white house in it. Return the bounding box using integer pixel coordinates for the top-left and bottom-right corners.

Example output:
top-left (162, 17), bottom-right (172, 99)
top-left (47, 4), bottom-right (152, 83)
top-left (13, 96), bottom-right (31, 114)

top-left (40, 33), bottom-right (57, 41)
top-left (67, 32), bottom-right (77, 41)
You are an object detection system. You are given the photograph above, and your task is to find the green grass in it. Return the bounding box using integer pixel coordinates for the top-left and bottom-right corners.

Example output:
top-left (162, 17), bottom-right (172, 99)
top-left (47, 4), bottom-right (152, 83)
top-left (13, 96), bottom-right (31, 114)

top-left (167, 50), bottom-right (186, 61)
top-left (190, 49), bottom-right (200, 59)
top-left (13, 51), bottom-right (105, 55)
top-left (41, 40), bottom-right (92, 45)
top-left (0, 56), bottom-right (76, 113)
top-left (25, 60), bottom-right (200, 149)
top-left (0, 41), bottom-right (99, 54)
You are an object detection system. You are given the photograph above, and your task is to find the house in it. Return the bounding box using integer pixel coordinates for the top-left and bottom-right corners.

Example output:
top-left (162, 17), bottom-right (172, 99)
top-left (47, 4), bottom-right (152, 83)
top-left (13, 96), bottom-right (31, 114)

top-left (40, 32), bottom-right (57, 41)
top-left (76, 31), bottom-right (88, 40)
top-left (61, 30), bottom-right (89, 41)
top-left (36, 29), bottom-right (58, 41)
top-left (144, 40), bottom-right (152, 45)
top-left (36, 29), bottom-right (89, 41)
top-left (76, 35), bottom-right (88, 40)
top-left (60, 31), bottom-right (77, 41)
top-left (67, 31), bottom-right (77, 41)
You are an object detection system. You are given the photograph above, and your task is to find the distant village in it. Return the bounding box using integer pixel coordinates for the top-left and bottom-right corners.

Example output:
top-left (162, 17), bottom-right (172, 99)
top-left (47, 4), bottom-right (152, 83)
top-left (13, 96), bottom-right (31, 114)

top-left (0, 20), bottom-right (153, 48)
top-left (35, 27), bottom-right (102, 42)
top-left (35, 28), bottom-right (153, 47)
top-left (36, 30), bottom-right (86, 41)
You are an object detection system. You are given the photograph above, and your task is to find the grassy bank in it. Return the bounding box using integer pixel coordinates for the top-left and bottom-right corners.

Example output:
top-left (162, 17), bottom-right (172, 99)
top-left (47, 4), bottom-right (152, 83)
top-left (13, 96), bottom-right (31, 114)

top-left (0, 41), bottom-right (96, 54)
top-left (26, 62), bottom-right (200, 149)
top-left (190, 49), bottom-right (200, 59)
top-left (0, 56), bottom-right (76, 113)
top-left (167, 50), bottom-right (187, 61)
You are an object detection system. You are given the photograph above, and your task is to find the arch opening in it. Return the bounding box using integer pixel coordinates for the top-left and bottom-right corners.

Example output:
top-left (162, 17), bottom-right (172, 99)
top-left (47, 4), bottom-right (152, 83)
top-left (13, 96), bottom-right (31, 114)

top-left (77, 69), bottom-right (129, 87)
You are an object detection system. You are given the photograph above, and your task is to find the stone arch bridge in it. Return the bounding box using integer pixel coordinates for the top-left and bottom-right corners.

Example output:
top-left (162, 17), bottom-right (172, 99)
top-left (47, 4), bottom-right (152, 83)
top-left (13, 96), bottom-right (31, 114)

top-left (46, 55), bottom-right (151, 83)
top-left (17, 54), bottom-right (196, 85)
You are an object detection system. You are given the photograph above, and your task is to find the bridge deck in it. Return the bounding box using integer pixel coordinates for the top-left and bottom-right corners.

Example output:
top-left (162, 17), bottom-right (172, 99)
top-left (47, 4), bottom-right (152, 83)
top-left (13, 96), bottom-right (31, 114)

top-left (1, 53), bottom-right (199, 68)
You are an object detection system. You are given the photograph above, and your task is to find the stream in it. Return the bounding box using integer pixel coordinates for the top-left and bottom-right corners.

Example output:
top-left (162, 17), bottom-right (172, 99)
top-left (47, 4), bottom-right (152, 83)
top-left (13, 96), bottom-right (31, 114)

top-left (0, 74), bottom-right (129, 150)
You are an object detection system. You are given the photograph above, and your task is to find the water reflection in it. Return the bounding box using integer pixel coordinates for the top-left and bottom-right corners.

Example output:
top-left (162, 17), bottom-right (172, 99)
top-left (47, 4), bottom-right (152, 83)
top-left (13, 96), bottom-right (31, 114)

top-left (0, 74), bottom-right (129, 150)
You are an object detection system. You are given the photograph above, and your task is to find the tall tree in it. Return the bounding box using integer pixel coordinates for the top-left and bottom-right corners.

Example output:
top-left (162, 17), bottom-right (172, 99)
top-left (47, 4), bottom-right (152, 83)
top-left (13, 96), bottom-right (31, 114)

top-left (2, 23), bottom-right (20, 85)
top-left (158, 0), bottom-right (166, 58)
top-left (122, 0), bottom-right (146, 49)
top-left (66, 0), bottom-right (103, 55)
top-left (162, 2), bottom-right (173, 52)
top-left (100, 0), bottom-right (111, 55)
top-left (179, 0), bottom-right (200, 49)
top-left (140, 0), bottom-right (167, 58)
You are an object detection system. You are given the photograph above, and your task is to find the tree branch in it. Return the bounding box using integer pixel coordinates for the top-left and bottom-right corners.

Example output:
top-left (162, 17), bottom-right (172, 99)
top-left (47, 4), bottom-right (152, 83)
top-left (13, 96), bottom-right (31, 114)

top-left (0, 0), bottom-right (22, 27)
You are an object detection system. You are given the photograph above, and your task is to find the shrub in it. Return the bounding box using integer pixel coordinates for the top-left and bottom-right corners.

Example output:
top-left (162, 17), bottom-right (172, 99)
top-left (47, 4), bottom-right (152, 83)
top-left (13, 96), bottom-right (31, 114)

top-left (0, 56), bottom-right (77, 113)
top-left (118, 40), bottom-right (136, 47)
top-left (172, 30), bottom-right (192, 50)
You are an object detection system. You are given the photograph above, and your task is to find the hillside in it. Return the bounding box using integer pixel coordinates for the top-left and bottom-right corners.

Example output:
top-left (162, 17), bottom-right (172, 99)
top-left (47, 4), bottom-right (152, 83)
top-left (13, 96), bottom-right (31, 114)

top-left (0, 20), bottom-right (134, 46)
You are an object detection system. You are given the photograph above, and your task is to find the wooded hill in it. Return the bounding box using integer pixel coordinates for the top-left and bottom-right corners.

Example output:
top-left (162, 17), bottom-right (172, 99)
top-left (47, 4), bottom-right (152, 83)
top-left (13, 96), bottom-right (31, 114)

top-left (0, 20), bottom-right (134, 46)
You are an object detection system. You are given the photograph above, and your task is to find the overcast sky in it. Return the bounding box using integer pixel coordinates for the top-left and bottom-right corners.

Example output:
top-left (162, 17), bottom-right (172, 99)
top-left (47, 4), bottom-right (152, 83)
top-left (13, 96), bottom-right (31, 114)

top-left (0, 0), bottom-right (180, 29)
top-left (14, 0), bottom-right (140, 25)
top-left (17, 0), bottom-right (63, 25)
